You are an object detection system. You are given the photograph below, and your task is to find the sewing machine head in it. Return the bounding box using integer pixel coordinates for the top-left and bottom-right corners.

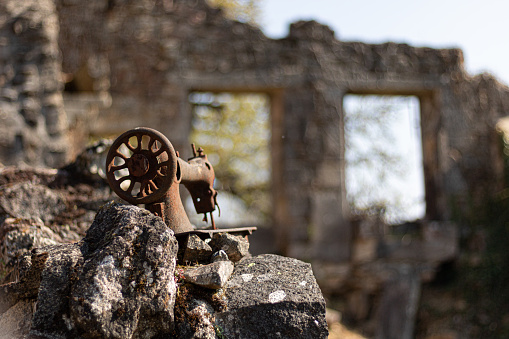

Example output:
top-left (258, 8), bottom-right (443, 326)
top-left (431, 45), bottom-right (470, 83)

top-left (105, 127), bottom-right (218, 234)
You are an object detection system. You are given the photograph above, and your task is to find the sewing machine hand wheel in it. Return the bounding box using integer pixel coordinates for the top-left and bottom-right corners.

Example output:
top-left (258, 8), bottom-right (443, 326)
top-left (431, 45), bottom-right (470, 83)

top-left (106, 127), bottom-right (177, 204)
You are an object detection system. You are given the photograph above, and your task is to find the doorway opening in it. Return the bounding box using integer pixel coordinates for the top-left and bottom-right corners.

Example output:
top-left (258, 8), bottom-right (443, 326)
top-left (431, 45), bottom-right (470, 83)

top-left (343, 94), bottom-right (425, 224)
top-left (188, 91), bottom-right (271, 228)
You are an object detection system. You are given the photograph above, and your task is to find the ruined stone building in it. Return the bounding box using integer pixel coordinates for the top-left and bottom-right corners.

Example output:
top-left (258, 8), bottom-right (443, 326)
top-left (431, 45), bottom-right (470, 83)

top-left (2, 0), bottom-right (509, 332)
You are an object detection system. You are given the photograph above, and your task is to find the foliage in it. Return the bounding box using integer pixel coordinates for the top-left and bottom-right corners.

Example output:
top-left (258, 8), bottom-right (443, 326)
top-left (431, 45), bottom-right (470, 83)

top-left (456, 134), bottom-right (509, 337)
top-left (189, 92), bottom-right (271, 223)
top-left (453, 198), bottom-right (509, 337)
top-left (206, 0), bottom-right (262, 25)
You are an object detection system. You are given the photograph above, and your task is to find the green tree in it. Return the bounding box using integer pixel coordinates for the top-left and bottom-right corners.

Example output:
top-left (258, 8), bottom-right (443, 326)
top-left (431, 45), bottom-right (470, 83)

top-left (189, 92), bottom-right (271, 224)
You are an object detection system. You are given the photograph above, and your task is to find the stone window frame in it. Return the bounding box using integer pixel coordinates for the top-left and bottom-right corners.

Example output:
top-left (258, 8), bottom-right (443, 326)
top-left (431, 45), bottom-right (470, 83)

top-left (343, 88), bottom-right (444, 221)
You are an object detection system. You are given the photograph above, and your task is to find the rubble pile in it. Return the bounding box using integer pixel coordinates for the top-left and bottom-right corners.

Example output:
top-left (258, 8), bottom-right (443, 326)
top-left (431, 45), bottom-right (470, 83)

top-left (0, 161), bottom-right (328, 338)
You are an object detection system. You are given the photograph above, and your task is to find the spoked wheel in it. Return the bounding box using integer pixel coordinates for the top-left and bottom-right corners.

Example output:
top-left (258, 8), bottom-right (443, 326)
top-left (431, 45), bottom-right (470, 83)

top-left (105, 127), bottom-right (177, 204)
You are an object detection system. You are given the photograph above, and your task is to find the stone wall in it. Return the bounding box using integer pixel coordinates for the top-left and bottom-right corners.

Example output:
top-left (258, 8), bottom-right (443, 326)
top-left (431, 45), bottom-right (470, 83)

top-left (0, 0), bottom-right (68, 167)
top-left (2, 0), bottom-right (509, 266)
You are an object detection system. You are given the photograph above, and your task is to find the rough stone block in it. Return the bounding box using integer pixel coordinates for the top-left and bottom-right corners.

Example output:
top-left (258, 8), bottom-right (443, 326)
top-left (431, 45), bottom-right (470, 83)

top-left (0, 182), bottom-right (65, 224)
top-left (216, 254), bottom-right (328, 338)
top-left (183, 260), bottom-right (234, 289)
top-left (69, 203), bottom-right (179, 339)
top-left (177, 298), bottom-right (216, 339)
top-left (209, 232), bottom-right (249, 262)
top-left (178, 234), bottom-right (214, 264)
top-left (0, 203), bottom-right (179, 339)
top-left (0, 218), bottom-right (62, 273)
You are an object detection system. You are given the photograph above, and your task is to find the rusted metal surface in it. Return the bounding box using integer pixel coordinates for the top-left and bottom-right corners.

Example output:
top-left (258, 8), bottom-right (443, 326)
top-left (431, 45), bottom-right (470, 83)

top-left (106, 127), bottom-right (256, 238)
top-left (105, 127), bottom-right (177, 205)
top-left (176, 227), bottom-right (257, 240)
top-left (179, 146), bottom-right (217, 225)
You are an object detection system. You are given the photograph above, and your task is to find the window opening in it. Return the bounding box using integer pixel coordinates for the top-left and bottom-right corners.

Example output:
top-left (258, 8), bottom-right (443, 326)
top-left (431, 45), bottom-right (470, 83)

top-left (188, 92), bottom-right (271, 227)
top-left (343, 94), bottom-right (425, 224)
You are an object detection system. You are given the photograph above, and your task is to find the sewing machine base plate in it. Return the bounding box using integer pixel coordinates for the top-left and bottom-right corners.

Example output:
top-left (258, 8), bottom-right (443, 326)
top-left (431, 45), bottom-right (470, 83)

top-left (176, 226), bottom-right (257, 241)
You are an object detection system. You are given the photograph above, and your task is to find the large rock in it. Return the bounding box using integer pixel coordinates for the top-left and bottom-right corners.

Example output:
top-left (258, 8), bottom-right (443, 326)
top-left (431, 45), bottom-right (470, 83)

top-left (28, 243), bottom-right (83, 338)
top-left (0, 202), bottom-right (179, 339)
top-left (0, 165), bottom-right (117, 284)
top-left (215, 254), bottom-right (329, 339)
top-left (69, 203), bottom-right (178, 339)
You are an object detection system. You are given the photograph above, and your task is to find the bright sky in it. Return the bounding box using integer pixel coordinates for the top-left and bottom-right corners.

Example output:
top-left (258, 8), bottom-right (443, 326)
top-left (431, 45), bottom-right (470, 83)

top-left (343, 95), bottom-right (424, 222)
top-left (260, 0), bottom-right (509, 86)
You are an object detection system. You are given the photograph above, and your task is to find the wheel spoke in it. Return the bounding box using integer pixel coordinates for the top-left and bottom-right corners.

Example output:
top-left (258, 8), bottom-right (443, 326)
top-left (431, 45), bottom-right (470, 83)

top-left (140, 180), bottom-right (150, 196)
top-left (148, 180), bottom-right (158, 191)
top-left (126, 179), bottom-right (136, 194)
top-left (158, 160), bottom-right (171, 169)
top-left (110, 163), bottom-right (128, 172)
top-left (156, 168), bottom-right (167, 177)
top-left (125, 140), bottom-right (136, 152)
top-left (148, 137), bottom-right (156, 152)
top-left (136, 134), bottom-right (142, 151)
top-left (153, 147), bottom-right (166, 157)
top-left (114, 150), bottom-right (127, 159)
top-left (117, 176), bottom-right (130, 184)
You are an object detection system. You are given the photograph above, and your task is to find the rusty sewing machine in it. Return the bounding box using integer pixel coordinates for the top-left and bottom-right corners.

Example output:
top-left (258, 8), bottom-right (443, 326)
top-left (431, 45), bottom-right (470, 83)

top-left (105, 127), bottom-right (256, 247)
